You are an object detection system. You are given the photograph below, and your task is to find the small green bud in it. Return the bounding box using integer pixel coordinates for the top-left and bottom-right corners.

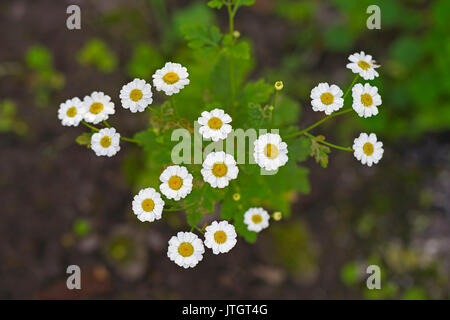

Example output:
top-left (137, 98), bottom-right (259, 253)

top-left (233, 30), bottom-right (240, 38)
top-left (268, 105), bottom-right (274, 111)
top-left (275, 81), bottom-right (284, 91)
top-left (272, 211), bottom-right (282, 221)
top-left (233, 193), bottom-right (241, 201)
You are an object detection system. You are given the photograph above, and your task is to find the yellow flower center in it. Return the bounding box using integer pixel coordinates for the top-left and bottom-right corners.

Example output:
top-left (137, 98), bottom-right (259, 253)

top-left (358, 60), bottom-right (371, 70)
top-left (66, 107), bottom-right (77, 118)
top-left (214, 231), bottom-right (227, 244)
top-left (163, 72), bottom-right (180, 84)
top-left (129, 89), bottom-right (143, 102)
top-left (178, 242), bottom-right (194, 257)
top-left (363, 142), bottom-right (374, 156)
top-left (208, 117), bottom-right (223, 129)
top-left (100, 136), bottom-right (111, 148)
top-left (212, 163), bottom-right (228, 177)
top-left (264, 143), bottom-right (279, 159)
top-left (90, 102), bottom-right (104, 114)
top-left (141, 198), bottom-right (155, 212)
top-left (361, 93), bottom-right (373, 107)
top-left (251, 214), bottom-right (263, 224)
top-left (168, 175), bottom-right (183, 190)
top-left (320, 92), bottom-right (334, 105)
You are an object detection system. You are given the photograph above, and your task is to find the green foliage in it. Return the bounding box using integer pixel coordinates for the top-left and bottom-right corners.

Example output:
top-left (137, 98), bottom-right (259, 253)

top-left (77, 38), bottom-right (118, 73)
top-left (0, 99), bottom-right (28, 135)
top-left (273, 0), bottom-right (450, 139)
top-left (73, 218), bottom-right (92, 237)
top-left (127, 43), bottom-right (164, 79)
top-left (309, 136), bottom-right (330, 168)
top-left (24, 45), bottom-right (65, 107)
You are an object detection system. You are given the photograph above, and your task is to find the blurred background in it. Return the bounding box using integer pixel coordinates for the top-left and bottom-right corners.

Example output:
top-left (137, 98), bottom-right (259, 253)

top-left (0, 0), bottom-right (449, 299)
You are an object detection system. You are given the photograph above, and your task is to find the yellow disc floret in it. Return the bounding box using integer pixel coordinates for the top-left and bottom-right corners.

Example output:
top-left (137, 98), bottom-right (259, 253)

top-left (178, 242), bottom-right (194, 257)
top-left (163, 72), bottom-right (180, 84)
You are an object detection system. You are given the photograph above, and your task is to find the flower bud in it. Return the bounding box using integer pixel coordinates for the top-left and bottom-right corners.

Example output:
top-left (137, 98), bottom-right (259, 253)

top-left (275, 81), bottom-right (284, 91)
top-left (233, 30), bottom-right (240, 39)
top-left (272, 211), bottom-right (282, 221)
top-left (232, 193), bottom-right (241, 201)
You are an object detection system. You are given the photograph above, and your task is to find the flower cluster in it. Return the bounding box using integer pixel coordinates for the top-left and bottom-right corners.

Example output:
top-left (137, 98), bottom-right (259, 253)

top-left (58, 61), bottom-right (285, 269)
top-left (309, 51), bottom-right (384, 167)
top-left (59, 50), bottom-right (386, 269)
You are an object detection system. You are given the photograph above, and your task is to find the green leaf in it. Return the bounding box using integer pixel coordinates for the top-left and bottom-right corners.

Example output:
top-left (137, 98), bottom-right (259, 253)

top-left (273, 94), bottom-right (301, 125)
top-left (310, 136), bottom-right (330, 168)
top-left (181, 25), bottom-right (222, 49)
top-left (235, 0), bottom-right (255, 7)
top-left (207, 0), bottom-right (224, 9)
top-left (241, 79), bottom-right (273, 106)
top-left (25, 45), bottom-right (53, 71)
top-left (230, 41), bottom-right (250, 59)
top-left (127, 43), bottom-right (163, 79)
top-left (289, 136), bottom-right (311, 162)
top-left (77, 38), bottom-right (118, 73)
top-left (247, 103), bottom-right (265, 128)
top-left (76, 133), bottom-right (92, 147)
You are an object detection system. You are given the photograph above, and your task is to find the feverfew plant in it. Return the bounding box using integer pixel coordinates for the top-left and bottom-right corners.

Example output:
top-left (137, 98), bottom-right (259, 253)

top-left (59, 0), bottom-right (384, 268)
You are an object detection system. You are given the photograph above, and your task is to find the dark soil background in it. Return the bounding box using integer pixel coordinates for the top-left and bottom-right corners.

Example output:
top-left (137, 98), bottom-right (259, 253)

top-left (0, 0), bottom-right (449, 299)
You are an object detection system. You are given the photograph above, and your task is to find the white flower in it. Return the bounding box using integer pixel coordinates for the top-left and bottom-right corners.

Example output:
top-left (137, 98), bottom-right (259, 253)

top-left (167, 232), bottom-right (204, 269)
top-left (346, 51), bottom-right (380, 80)
top-left (152, 62), bottom-right (190, 96)
top-left (132, 187), bottom-right (165, 222)
top-left (90, 127), bottom-right (121, 157)
top-left (352, 83), bottom-right (382, 118)
top-left (244, 207), bottom-right (270, 232)
top-left (159, 165), bottom-right (193, 201)
top-left (310, 83), bottom-right (344, 115)
top-left (197, 108), bottom-right (232, 142)
top-left (201, 151), bottom-right (239, 188)
top-left (58, 97), bottom-right (86, 126)
top-left (253, 133), bottom-right (288, 171)
top-left (352, 133), bottom-right (384, 167)
top-left (204, 221), bottom-right (237, 254)
top-left (83, 91), bottom-right (115, 124)
top-left (119, 78), bottom-right (153, 113)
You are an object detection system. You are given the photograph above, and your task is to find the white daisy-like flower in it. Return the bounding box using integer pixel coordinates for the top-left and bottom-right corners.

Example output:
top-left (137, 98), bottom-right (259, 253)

top-left (253, 133), bottom-right (288, 171)
top-left (352, 83), bottom-right (382, 118)
top-left (352, 133), bottom-right (384, 167)
top-left (90, 127), bottom-right (121, 157)
top-left (159, 165), bottom-right (193, 201)
top-left (244, 207), bottom-right (270, 232)
top-left (346, 51), bottom-right (380, 80)
top-left (58, 97), bottom-right (86, 126)
top-left (152, 62), bottom-right (190, 96)
top-left (83, 91), bottom-right (115, 124)
top-left (204, 221), bottom-right (237, 255)
top-left (201, 151), bottom-right (239, 188)
top-left (119, 78), bottom-right (153, 113)
top-left (197, 108), bottom-right (232, 142)
top-left (132, 187), bottom-right (165, 222)
top-left (310, 83), bottom-right (344, 115)
top-left (167, 232), bottom-right (204, 269)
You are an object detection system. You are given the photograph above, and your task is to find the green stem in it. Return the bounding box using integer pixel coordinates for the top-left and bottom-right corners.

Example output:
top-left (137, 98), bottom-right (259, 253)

top-left (103, 120), bottom-right (111, 128)
top-left (285, 108), bottom-right (352, 139)
top-left (120, 136), bottom-right (140, 144)
top-left (270, 90), bottom-right (279, 128)
top-left (193, 226), bottom-right (204, 235)
top-left (285, 74), bottom-right (359, 140)
top-left (304, 132), bottom-right (353, 152)
top-left (81, 121), bottom-right (99, 132)
top-left (343, 74), bottom-right (359, 100)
